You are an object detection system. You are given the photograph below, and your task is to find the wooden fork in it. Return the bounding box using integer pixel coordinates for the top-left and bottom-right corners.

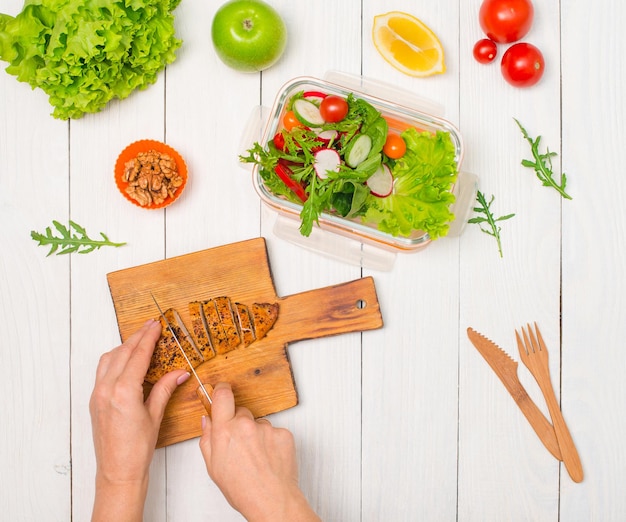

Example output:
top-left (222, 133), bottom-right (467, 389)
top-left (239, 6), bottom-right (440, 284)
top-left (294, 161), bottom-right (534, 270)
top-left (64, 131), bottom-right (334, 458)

top-left (516, 323), bottom-right (584, 483)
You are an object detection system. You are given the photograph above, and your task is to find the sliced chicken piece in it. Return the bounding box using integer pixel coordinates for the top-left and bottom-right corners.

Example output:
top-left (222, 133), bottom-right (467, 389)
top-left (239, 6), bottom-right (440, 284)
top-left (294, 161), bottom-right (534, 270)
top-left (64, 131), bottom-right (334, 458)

top-left (145, 308), bottom-right (203, 384)
top-left (202, 299), bottom-right (231, 355)
top-left (250, 302), bottom-right (279, 340)
top-left (188, 301), bottom-right (215, 360)
top-left (171, 308), bottom-right (205, 360)
top-left (233, 302), bottom-right (256, 347)
top-left (213, 296), bottom-right (242, 352)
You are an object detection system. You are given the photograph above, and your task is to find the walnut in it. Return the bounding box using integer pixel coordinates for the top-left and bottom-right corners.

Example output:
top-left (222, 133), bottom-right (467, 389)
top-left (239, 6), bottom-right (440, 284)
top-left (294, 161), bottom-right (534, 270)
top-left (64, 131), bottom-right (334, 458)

top-left (123, 159), bottom-right (140, 182)
top-left (124, 149), bottom-right (183, 207)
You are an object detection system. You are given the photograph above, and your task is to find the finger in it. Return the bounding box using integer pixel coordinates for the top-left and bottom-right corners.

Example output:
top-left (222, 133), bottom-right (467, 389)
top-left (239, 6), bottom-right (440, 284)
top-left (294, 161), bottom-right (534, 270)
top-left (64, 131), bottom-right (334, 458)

top-left (210, 382), bottom-right (236, 425)
top-left (94, 351), bottom-right (113, 383)
top-left (199, 414), bottom-right (213, 466)
top-left (145, 369), bottom-right (190, 422)
top-left (122, 319), bottom-right (162, 382)
top-left (256, 417), bottom-right (272, 426)
top-left (234, 405), bottom-right (255, 421)
top-left (96, 320), bottom-right (156, 381)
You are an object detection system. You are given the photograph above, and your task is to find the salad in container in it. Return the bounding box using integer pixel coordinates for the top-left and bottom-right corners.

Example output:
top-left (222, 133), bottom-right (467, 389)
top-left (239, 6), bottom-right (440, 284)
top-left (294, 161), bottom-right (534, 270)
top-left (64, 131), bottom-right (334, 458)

top-left (240, 74), bottom-right (476, 264)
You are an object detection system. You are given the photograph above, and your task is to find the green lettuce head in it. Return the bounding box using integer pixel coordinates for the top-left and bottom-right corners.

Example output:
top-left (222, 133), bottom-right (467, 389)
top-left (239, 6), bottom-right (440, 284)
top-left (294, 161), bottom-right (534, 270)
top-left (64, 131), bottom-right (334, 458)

top-left (0, 0), bottom-right (181, 119)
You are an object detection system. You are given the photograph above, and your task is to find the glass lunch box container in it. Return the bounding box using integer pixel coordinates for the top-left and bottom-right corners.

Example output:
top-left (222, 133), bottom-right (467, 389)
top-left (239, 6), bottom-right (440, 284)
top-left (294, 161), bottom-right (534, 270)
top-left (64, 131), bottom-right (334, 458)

top-left (240, 72), bottom-right (477, 270)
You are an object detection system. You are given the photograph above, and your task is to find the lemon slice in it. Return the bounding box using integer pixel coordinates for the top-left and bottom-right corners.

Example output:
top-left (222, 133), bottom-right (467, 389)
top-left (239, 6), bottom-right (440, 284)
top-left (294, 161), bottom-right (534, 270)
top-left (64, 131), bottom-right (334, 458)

top-left (372, 11), bottom-right (446, 77)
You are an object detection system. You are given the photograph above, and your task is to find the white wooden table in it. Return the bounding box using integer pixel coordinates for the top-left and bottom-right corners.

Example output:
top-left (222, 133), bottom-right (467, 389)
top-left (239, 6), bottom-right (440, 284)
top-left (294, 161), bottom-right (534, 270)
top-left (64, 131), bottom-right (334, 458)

top-left (1, 1), bottom-right (624, 520)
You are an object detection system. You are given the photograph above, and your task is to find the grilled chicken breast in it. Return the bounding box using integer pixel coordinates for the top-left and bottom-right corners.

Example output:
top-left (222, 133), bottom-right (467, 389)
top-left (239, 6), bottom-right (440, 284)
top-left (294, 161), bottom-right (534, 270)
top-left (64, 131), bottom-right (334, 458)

top-left (145, 298), bottom-right (279, 384)
top-left (145, 308), bottom-right (203, 384)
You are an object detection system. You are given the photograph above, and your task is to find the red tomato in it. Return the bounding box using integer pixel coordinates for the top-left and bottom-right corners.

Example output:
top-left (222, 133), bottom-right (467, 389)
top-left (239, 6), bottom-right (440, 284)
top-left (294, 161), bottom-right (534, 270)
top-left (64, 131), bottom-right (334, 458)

top-left (479, 0), bottom-right (534, 43)
top-left (273, 132), bottom-right (285, 151)
top-left (383, 133), bottom-right (406, 159)
top-left (501, 42), bottom-right (544, 87)
top-left (282, 110), bottom-right (301, 131)
top-left (319, 95), bottom-right (349, 123)
top-left (473, 38), bottom-right (498, 64)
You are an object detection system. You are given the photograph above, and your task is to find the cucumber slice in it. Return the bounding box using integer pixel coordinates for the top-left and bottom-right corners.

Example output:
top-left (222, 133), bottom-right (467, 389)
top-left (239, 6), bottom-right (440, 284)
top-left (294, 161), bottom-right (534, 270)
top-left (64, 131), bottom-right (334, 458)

top-left (292, 99), bottom-right (325, 127)
top-left (345, 134), bottom-right (372, 168)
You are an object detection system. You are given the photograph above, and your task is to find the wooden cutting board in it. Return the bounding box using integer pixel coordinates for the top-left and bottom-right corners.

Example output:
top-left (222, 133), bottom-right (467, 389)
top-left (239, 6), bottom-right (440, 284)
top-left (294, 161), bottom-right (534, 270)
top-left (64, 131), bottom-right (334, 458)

top-left (107, 237), bottom-right (383, 447)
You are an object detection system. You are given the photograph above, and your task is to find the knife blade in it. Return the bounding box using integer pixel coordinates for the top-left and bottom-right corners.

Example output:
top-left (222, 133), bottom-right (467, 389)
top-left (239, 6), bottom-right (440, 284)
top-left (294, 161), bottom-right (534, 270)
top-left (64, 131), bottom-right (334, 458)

top-left (467, 327), bottom-right (562, 461)
top-left (150, 292), bottom-right (212, 407)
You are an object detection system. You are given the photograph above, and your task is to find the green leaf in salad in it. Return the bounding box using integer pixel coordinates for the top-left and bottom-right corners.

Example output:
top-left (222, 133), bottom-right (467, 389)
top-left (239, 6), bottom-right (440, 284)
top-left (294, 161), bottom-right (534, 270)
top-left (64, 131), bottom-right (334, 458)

top-left (344, 97), bottom-right (388, 156)
top-left (31, 220), bottom-right (126, 256)
top-left (363, 128), bottom-right (459, 239)
top-left (514, 118), bottom-right (572, 200)
top-left (468, 191), bottom-right (515, 257)
top-left (0, 0), bottom-right (181, 120)
top-left (329, 178), bottom-right (370, 219)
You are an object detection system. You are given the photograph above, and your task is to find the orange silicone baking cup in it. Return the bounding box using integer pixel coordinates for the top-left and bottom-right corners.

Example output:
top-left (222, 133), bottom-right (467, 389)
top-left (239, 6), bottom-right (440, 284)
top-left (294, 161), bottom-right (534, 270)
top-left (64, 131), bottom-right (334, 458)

top-left (115, 139), bottom-right (188, 210)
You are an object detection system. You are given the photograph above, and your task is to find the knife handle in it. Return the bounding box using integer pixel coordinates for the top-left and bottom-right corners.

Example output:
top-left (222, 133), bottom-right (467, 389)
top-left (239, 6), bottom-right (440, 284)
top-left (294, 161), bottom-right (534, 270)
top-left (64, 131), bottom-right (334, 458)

top-left (195, 384), bottom-right (214, 415)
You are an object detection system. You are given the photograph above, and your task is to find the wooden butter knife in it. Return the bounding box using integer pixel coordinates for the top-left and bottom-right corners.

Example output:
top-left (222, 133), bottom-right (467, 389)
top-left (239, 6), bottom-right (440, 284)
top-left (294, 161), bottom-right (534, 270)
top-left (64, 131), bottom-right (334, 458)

top-left (467, 327), bottom-right (562, 461)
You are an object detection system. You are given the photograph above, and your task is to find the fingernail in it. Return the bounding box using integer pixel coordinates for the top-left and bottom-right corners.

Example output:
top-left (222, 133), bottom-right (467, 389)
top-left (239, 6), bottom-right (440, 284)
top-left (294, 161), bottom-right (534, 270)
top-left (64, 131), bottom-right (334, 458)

top-left (201, 415), bottom-right (207, 430)
top-left (176, 372), bottom-right (191, 385)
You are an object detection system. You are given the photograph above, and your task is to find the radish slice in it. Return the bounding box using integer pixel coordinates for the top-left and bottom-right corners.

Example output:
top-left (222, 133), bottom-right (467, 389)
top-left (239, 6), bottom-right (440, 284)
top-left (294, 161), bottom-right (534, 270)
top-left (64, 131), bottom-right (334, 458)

top-left (303, 91), bottom-right (327, 105)
top-left (366, 164), bottom-right (394, 197)
top-left (292, 99), bottom-right (325, 127)
top-left (314, 148), bottom-right (341, 179)
top-left (303, 90), bottom-right (328, 99)
top-left (316, 129), bottom-right (338, 144)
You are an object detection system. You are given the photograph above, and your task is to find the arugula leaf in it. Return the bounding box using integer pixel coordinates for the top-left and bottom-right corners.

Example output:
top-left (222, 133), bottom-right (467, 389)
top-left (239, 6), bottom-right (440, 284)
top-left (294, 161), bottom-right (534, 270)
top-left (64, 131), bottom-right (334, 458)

top-left (514, 118), bottom-right (572, 200)
top-left (0, 0), bottom-right (181, 119)
top-left (468, 191), bottom-right (515, 257)
top-left (31, 220), bottom-right (126, 256)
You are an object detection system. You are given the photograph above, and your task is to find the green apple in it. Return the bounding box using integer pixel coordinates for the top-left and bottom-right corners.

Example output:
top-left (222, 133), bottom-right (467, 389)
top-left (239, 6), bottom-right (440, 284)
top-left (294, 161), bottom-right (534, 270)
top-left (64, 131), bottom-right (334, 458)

top-left (211, 0), bottom-right (287, 73)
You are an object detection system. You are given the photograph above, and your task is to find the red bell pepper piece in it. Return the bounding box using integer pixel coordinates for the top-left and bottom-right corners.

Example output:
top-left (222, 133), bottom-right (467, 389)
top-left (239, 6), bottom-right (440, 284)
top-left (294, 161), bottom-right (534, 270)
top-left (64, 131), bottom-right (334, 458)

top-left (274, 162), bottom-right (308, 202)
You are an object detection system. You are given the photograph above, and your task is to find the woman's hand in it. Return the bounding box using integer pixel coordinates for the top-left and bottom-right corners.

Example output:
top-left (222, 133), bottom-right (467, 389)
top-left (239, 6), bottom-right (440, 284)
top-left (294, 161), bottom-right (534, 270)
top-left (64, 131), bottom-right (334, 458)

top-left (89, 319), bottom-right (190, 521)
top-left (199, 383), bottom-right (320, 522)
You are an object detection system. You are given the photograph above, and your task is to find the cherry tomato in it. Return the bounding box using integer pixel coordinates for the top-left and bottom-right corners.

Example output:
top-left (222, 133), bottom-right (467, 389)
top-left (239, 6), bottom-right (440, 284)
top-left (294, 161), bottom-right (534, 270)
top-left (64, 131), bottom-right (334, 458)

top-left (319, 95), bottom-right (349, 123)
top-left (501, 42), bottom-right (544, 87)
top-left (383, 133), bottom-right (406, 159)
top-left (473, 38), bottom-right (498, 64)
top-left (479, 0), bottom-right (534, 43)
top-left (273, 132), bottom-right (285, 151)
top-left (282, 110), bottom-right (301, 131)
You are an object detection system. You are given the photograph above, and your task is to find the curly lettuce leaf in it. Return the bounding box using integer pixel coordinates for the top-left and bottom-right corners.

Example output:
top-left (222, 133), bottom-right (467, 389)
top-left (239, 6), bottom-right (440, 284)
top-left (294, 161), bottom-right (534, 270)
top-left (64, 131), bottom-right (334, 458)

top-left (0, 0), bottom-right (181, 119)
top-left (363, 128), bottom-right (458, 239)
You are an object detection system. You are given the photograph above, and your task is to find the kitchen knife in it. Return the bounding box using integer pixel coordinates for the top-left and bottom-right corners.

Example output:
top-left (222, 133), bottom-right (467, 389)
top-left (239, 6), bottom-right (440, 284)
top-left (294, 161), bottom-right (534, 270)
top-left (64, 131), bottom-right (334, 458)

top-left (150, 292), bottom-right (213, 407)
top-left (467, 327), bottom-right (562, 461)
